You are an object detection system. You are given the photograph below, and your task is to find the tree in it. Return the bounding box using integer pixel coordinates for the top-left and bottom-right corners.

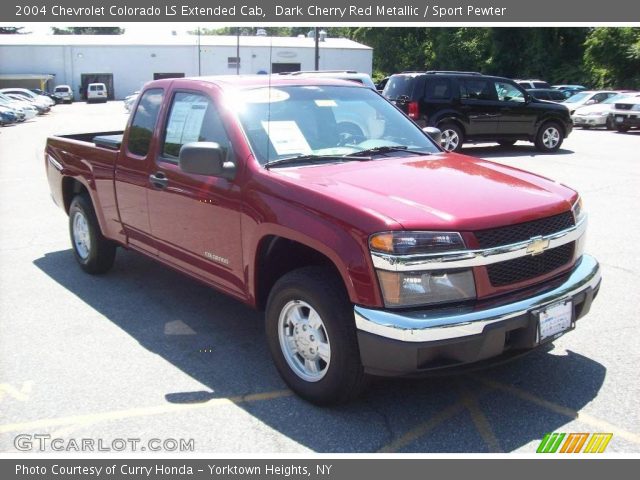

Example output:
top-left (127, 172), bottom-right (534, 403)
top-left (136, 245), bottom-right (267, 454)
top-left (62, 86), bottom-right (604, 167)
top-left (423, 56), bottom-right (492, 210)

top-left (51, 27), bottom-right (124, 35)
top-left (584, 27), bottom-right (640, 88)
top-left (0, 27), bottom-right (29, 34)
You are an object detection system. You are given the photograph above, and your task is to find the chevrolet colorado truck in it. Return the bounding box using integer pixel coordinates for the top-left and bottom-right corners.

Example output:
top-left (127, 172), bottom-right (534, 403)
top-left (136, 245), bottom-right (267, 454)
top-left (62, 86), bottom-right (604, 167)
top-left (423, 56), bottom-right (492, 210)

top-left (46, 76), bottom-right (601, 404)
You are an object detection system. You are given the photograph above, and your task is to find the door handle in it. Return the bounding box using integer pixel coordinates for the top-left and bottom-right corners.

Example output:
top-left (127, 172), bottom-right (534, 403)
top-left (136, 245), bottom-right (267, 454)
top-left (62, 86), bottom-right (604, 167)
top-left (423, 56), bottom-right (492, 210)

top-left (149, 172), bottom-right (168, 189)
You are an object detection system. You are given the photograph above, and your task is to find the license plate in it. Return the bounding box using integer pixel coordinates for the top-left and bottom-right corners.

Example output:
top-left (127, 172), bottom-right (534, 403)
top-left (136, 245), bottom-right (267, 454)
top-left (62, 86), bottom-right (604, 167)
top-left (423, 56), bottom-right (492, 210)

top-left (538, 301), bottom-right (572, 342)
top-left (616, 116), bottom-right (624, 123)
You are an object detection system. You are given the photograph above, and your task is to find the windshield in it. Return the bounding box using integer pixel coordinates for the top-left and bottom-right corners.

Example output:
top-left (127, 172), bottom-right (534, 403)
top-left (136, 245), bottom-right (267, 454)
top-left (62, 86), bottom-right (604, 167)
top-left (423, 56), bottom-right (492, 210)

top-left (602, 93), bottom-right (631, 104)
top-left (232, 85), bottom-right (439, 166)
top-left (564, 92), bottom-right (590, 103)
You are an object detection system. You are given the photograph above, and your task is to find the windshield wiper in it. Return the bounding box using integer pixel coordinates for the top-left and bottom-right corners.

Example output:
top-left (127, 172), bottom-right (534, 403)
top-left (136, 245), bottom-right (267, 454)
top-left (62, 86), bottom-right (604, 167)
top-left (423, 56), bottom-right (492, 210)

top-left (264, 154), bottom-right (371, 169)
top-left (346, 146), bottom-right (430, 157)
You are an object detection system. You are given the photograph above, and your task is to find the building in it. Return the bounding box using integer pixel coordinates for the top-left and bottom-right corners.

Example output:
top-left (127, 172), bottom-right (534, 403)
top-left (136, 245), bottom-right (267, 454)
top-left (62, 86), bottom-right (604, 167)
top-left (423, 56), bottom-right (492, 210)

top-left (0, 32), bottom-right (373, 100)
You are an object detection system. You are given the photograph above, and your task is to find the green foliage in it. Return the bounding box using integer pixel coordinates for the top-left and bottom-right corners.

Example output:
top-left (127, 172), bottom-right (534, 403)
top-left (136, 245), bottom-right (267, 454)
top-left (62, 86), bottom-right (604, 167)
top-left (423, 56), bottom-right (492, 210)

top-left (0, 27), bottom-right (28, 34)
top-left (51, 27), bottom-right (124, 35)
top-left (584, 28), bottom-right (640, 89)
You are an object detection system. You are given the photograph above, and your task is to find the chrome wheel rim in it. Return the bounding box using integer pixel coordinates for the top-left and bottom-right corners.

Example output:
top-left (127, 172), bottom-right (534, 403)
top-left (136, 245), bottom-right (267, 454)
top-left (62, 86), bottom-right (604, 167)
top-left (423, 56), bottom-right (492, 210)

top-left (441, 129), bottom-right (460, 151)
top-left (72, 211), bottom-right (91, 260)
top-left (542, 127), bottom-right (560, 149)
top-left (278, 300), bottom-right (331, 382)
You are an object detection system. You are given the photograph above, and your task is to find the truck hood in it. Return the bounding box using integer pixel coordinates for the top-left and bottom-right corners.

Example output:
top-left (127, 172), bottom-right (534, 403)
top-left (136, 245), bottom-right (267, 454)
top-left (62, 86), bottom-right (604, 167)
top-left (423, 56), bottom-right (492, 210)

top-left (274, 153), bottom-right (576, 231)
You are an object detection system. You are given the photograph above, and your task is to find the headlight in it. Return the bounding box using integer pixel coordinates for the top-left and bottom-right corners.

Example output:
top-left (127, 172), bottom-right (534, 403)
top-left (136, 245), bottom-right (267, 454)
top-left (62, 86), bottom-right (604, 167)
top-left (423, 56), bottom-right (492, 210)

top-left (572, 196), bottom-right (585, 223)
top-left (369, 231), bottom-right (465, 255)
top-left (377, 269), bottom-right (476, 308)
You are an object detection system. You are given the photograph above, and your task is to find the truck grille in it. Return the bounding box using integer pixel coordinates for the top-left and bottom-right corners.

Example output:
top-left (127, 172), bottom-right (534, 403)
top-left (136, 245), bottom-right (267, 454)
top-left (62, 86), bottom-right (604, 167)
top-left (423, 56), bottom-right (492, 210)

top-left (487, 243), bottom-right (574, 287)
top-left (475, 211), bottom-right (575, 249)
top-left (615, 103), bottom-right (633, 110)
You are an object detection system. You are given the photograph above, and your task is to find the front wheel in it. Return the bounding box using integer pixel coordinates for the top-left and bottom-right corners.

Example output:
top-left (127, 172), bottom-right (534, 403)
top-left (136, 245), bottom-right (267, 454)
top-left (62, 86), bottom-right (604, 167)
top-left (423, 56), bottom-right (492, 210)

top-left (69, 194), bottom-right (116, 274)
top-left (535, 121), bottom-right (564, 152)
top-left (265, 267), bottom-right (367, 405)
top-left (438, 123), bottom-right (464, 152)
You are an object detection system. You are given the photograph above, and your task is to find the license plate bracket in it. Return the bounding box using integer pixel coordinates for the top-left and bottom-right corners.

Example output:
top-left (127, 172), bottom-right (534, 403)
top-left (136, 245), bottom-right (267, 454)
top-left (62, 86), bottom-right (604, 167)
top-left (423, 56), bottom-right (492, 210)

top-left (537, 300), bottom-right (573, 343)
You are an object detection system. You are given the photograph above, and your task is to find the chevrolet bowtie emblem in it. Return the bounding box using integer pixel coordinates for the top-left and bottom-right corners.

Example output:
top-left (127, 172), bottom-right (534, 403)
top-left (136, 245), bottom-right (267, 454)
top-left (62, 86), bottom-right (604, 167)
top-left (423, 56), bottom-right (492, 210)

top-left (526, 236), bottom-right (550, 256)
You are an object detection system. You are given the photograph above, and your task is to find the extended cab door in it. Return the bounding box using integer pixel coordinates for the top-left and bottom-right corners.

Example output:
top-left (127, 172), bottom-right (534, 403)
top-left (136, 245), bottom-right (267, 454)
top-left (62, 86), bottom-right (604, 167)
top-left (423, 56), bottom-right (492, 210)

top-left (146, 89), bottom-right (246, 298)
top-left (114, 88), bottom-right (165, 255)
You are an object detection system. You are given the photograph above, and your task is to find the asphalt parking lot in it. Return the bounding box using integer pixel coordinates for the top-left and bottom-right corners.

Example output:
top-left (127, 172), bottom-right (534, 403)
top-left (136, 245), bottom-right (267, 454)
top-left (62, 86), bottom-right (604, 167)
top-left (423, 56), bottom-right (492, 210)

top-left (1, 102), bottom-right (639, 453)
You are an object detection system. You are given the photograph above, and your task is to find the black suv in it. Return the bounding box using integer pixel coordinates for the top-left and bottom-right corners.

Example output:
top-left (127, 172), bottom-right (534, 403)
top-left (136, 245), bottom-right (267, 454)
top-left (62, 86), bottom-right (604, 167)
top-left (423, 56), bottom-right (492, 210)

top-left (382, 71), bottom-right (572, 152)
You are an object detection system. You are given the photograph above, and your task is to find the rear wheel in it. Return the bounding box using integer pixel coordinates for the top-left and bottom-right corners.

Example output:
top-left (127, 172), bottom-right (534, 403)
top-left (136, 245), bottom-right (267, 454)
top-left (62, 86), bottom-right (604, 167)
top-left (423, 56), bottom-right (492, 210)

top-left (69, 194), bottom-right (116, 274)
top-left (439, 123), bottom-right (464, 152)
top-left (265, 267), bottom-right (367, 405)
top-left (535, 121), bottom-right (563, 152)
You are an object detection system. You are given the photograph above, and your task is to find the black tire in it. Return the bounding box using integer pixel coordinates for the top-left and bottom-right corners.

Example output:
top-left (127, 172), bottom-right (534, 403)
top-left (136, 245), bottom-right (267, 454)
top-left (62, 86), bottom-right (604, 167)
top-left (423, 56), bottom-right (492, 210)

top-left (265, 266), bottom-right (368, 405)
top-left (616, 125), bottom-right (630, 133)
top-left (534, 121), bottom-right (564, 152)
top-left (605, 117), bottom-right (614, 130)
top-left (497, 140), bottom-right (516, 147)
top-left (68, 194), bottom-right (116, 274)
top-left (438, 122), bottom-right (464, 152)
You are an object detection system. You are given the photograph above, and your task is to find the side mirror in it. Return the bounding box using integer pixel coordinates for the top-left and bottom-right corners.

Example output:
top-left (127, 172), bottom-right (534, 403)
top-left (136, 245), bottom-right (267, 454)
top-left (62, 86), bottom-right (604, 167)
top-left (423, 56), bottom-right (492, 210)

top-left (422, 127), bottom-right (442, 145)
top-left (585, 99), bottom-right (596, 105)
top-left (179, 142), bottom-right (236, 180)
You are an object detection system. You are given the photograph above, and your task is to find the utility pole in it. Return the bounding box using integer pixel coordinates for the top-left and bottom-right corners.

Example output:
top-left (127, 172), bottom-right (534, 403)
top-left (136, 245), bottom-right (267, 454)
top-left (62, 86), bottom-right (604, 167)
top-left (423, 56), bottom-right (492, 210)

top-left (314, 27), bottom-right (319, 70)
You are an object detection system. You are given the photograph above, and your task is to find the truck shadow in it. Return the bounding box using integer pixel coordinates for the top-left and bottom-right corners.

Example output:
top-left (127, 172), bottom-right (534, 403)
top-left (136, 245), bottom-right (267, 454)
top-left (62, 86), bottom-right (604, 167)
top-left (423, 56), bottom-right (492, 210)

top-left (34, 248), bottom-right (606, 453)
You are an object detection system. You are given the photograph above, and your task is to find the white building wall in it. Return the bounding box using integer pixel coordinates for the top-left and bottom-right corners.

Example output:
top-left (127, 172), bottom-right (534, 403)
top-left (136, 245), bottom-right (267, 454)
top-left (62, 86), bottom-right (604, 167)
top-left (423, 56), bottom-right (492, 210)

top-left (0, 42), bottom-right (372, 99)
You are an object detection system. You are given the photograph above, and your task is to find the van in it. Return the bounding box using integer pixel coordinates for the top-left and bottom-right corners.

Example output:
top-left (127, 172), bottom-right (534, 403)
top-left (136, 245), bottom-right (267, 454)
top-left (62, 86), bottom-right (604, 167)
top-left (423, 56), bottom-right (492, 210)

top-left (87, 83), bottom-right (107, 103)
top-left (54, 85), bottom-right (74, 104)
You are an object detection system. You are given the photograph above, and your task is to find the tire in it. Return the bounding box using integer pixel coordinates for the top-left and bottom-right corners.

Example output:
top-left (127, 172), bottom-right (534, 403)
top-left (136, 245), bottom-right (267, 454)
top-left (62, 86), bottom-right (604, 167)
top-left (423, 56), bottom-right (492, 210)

top-left (69, 194), bottom-right (116, 274)
top-left (535, 121), bottom-right (564, 152)
top-left (265, 266), bottom-right (368, 405)
top-left (605, 117), bottom-right (614, 130)
top-left (616, 125), bottom-right (630, 133)
top-left (438, 123), bottom-right (464, 152)
top-left (497, 140), bottom-right (516, 147)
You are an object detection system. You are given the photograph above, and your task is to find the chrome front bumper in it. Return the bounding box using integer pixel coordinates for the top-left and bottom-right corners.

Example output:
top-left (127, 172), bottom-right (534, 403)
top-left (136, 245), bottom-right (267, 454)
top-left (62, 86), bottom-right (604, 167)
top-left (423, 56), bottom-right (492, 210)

top-left (355, 254), bottom-right (601, 343)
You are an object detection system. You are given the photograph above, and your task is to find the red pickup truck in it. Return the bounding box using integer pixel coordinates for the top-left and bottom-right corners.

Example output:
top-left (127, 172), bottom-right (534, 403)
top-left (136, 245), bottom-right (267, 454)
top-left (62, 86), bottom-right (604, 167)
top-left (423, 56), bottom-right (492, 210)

top-left (46, 76), bottom-right (601, 404)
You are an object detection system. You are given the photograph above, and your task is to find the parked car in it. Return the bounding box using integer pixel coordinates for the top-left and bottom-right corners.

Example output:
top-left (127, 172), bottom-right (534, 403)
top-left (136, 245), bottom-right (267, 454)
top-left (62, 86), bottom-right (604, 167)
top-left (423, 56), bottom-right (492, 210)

top-left (572, 92), bottom-right (640, 129)
top-left (45, 75), bottom-right (600, 404)
top-left (278, 70), bottom-right (376, 89)
top-left (87, 83), bottom-right (108, 103)
top-left (562, 90), bottom-right (618, 115)
top-left (4, 93), bottom-right (49, 114)
top-left (31, 88), bottom-right (62, 105)
top-left (382, 71), bottom-right (572, 152)
top-left (53, 85), bottom-right (74, 104)
top-left (526, 88), bottom-right (568, 102)
top-left (0, 87), bottom-right (55, 107)
top-left (0, 93), bottom-right (36, 120)
top-left (0, 105), bottom-right (19, 125)
top-left (611, 95), bottom-right (640, 132)
top-left (515, 79), bottom-right (551, 89)
top-left (552, 85), bottom-right (587, 98)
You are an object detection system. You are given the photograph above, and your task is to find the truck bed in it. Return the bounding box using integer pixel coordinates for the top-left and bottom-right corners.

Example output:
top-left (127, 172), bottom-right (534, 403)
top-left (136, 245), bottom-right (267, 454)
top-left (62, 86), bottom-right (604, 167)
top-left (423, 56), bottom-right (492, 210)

top-left (55, 131), bottom-right (124, 150)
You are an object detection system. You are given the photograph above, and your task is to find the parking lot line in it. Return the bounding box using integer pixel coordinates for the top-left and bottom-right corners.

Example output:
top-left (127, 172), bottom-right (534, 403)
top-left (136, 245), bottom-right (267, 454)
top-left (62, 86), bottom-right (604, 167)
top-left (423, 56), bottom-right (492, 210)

top-left (458, 385), bottom-right (503, 453)
top-left (377, 403), bottom-right (467, 453)
top-left (477, 377), bottom-right (640, 445)
top-left (0, 389), bottom-right (293, 434)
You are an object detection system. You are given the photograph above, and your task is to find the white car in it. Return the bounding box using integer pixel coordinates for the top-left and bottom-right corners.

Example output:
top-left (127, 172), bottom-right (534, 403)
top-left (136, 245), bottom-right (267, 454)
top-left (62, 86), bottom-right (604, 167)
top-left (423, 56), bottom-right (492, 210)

top-left (53, 85), bottom-right (74, 104)
top-left (611, 95), bottom-right (640, 133)
top-left (572, 92), bottom-right (640, 129)
top-left (0, 93), bottom-right (37, 120)
top-left (0, 87), bottom-right (55, 107)
top-left (562, 90), bottom-right (618, 115)
top-left (278, 70), bottom-right (376, 89)
top-left (86, 83), bottom-right (108, 103)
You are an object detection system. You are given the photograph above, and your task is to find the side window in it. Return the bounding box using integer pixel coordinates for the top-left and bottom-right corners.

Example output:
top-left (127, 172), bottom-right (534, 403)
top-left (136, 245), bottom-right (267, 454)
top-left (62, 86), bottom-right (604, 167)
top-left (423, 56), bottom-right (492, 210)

top-left (460, 79), bottom-right (496, 101)
top-left (127, 88), bottom-right (164, 157)
top-left (425, 78), bottom-right (452, 100)
top-left (162, 92), bottom-right (232, 161)
top-left (494, 81), bottom-right (526, 103)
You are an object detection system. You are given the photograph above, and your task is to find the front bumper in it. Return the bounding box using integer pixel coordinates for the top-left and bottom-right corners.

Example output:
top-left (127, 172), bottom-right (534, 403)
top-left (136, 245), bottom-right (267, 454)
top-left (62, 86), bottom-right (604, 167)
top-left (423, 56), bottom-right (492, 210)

top-left (614, 113), bottom-right (640, 127)
top-left (355, 254), bottom-right (601, 376)
top-left (572, 114), bottom-right (608, 126)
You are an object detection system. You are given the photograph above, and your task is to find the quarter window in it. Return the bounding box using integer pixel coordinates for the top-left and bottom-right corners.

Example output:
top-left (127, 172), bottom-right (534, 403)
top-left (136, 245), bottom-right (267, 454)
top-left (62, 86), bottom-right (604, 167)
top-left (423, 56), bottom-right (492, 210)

top-left (127, 88), bottom-right (164, 157)
top-left (162, 92), bottom-right (232, 161)
top-left (426, 78), bottom-right (452, 100)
